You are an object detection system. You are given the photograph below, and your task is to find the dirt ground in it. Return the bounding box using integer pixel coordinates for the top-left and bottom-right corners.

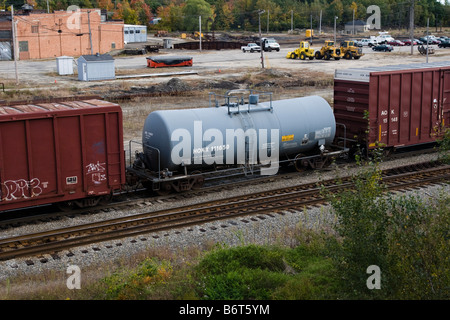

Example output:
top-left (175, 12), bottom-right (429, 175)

top-left (1, 33), bottom-right (450, 95)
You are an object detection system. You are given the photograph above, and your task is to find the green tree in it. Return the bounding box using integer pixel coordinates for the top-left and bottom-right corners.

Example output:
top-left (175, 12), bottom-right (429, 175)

top-left (183, 0), bottom-right (213, 31)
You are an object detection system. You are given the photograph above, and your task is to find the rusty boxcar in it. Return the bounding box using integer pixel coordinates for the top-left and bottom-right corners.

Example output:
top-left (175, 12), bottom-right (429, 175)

top-left (0, 98), bottom-right (125, 212)
top-left (334, 61), bottom-right (450, 154)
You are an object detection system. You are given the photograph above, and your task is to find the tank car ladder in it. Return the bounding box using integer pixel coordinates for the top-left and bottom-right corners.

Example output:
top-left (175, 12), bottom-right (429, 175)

top-left (237, 112), bottom-right (256, 175)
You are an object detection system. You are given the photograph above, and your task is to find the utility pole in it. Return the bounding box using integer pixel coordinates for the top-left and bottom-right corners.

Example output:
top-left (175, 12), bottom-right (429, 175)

top-left (258, 10), bottom-right (265, 69)
top-left (290, 10), bottom-right (293, 33)
top-left (11, 5), bottom-right (19, 84)
top-left (319, 10), bottom-right (322, 35)
top-left (199, 15), bottom-right (202, 52)
top-left (334, 16), bottom-right (338, 45)
top-left (410, 0), bottom-right (414, 55)
top-left (87, 10), bottom-right (93, 54)
top-left (267, 10), bottom-right (269, 35)
top-left (352, 8), bottom-right (355, 35)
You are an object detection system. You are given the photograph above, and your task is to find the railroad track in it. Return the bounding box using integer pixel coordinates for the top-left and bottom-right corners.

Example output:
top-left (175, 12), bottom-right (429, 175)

top-left (0, 162), bottom-right (448, 261)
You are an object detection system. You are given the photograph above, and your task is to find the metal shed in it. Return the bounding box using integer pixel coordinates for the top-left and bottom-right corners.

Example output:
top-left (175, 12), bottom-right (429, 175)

top-left (77, 53), bottom-right (115, 81)
top-left (56, 56), bottom-right (74, 75)
top-left (124, 24), bottom-right (147, 43)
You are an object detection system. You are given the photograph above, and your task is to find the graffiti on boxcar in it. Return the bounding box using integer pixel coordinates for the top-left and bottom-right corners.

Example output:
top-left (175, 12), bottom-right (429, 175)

top-left (86, 161), bottom-right (107, 185)
top-left (1, 178), bottom-right (45, 201)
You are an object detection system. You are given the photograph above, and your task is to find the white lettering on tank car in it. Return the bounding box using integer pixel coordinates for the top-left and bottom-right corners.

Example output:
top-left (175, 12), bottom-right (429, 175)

top-left (315, 127), bottom-right (332, 139)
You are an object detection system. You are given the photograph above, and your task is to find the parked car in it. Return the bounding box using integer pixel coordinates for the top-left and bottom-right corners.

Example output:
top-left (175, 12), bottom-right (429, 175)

top-left (241, 43), bottom-right (261, 52)
top-left (376, 32), bottom-right (395, 44)
top-left (372, 44), bottom-right (394, 52)
top-left (352, 39), bottom-right (363, 47)
top-left (388, 40), bottom-right (405, 46)
top-left (403, 39), bottom-right (418, 46)
top-left (438, 40), bottom-right (450, 48)
top-left (419, 36), bottom-right (441, 45)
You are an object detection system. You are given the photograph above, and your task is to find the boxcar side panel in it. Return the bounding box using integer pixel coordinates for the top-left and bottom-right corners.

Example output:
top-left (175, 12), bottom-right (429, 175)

top-left (333, 79), bottom-right (370, 144)
top-left (57, 116), bottom-right (83, 197)
top-left (105, 112), bottom-right (125, 188)
top-left (1, 121), bottom-right (33, 201)
top-left (442, 71), bottom-right (450, 127)
top-left (84, 113), bottom-right (109, 195)
top-left (334, 65), bottom-right (450, 152)
top-left (0, 100), bottom-right (125, 212)
top-left (29, 118), bottom-right (58, 198)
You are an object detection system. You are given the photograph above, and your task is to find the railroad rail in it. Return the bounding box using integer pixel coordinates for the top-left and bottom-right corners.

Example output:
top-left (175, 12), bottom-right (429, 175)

top-left (0, 162), bottom-right (448, 261)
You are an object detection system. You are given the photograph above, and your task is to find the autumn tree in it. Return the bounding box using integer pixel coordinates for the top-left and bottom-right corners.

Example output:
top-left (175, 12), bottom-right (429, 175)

top-left (182, 0), bottom-right (214, 31)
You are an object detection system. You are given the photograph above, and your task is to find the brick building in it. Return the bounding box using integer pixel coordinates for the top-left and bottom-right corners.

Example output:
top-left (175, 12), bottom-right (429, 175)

top-left (0, 8), bottom-right (124, 60)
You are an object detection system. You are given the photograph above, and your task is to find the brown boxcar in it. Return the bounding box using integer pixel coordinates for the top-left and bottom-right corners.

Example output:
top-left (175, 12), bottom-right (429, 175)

top-left (334, 61), bottom-right (450, 153)
top-left (0, 98), bottom-right (125, 212)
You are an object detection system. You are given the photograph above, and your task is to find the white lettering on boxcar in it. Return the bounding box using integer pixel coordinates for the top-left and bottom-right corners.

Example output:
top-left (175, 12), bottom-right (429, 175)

top-left (1, 178), bottom-right (45, 201)
top-left (86, 161), bottom-right (107, 185)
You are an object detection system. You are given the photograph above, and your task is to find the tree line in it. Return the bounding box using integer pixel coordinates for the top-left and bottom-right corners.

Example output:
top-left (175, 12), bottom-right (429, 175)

top-left (5, 0), bottom-right (450, 32)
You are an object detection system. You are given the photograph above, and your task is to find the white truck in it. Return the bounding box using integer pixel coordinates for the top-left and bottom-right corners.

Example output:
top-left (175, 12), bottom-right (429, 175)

top-left (261, 38), bottom-right (280, 52)
top-left (376, 32), bottom-right (394, 44)
top-left (360, 37), bottom-right (378, 47)
top-left (241, 43), bottom-right (261, 52)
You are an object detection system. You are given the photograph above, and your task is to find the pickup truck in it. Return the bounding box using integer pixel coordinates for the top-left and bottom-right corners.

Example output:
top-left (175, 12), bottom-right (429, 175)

top-left (261, 38), bottom-right (280, 51)
top-left (360, 38), bottom-right (378, 47)
top-left (241, 43), bottom-right (261, 52)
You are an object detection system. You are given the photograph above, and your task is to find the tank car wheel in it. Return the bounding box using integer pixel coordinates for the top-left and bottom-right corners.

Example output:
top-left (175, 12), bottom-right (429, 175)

top-left (191, 171), bottom-right (205, 190)
top-left (294, 154), bottom-right (308, 172)
top-left (156, 182), bottom-right (172, 196)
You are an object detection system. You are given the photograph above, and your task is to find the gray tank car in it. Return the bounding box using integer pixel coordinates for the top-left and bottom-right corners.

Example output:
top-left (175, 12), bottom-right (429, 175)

top-left (131, 90), bottom-right (347, 194)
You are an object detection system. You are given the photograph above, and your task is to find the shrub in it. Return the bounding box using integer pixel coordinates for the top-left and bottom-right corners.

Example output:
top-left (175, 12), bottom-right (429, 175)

top-left (388, 193), bottom-right (450, 299)
top-left (324, 164), bottom-right (392, 298)
top-left (324, 162), bottom-right (449, 299)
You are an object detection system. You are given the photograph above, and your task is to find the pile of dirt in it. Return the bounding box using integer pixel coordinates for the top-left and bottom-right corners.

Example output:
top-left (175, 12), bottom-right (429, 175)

top-left (160, 78), bottom-right (192, 93)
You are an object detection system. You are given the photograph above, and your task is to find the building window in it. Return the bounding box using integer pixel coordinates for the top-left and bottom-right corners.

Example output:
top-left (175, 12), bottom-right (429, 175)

top-left (31, 25), bottom-right (39, 33)
top-left (111, 42), bottom-right (116, 49)
top-left (136, 30), bottom-right (140, 33)
top-left (125, 31), bottom-right (128, 34)
top-left (19, 41), bottom-right (29, 52)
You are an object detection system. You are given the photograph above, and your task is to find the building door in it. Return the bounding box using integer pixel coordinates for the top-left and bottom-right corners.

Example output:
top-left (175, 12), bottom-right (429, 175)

top-left (0, 42), bottom-right (11, 60)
